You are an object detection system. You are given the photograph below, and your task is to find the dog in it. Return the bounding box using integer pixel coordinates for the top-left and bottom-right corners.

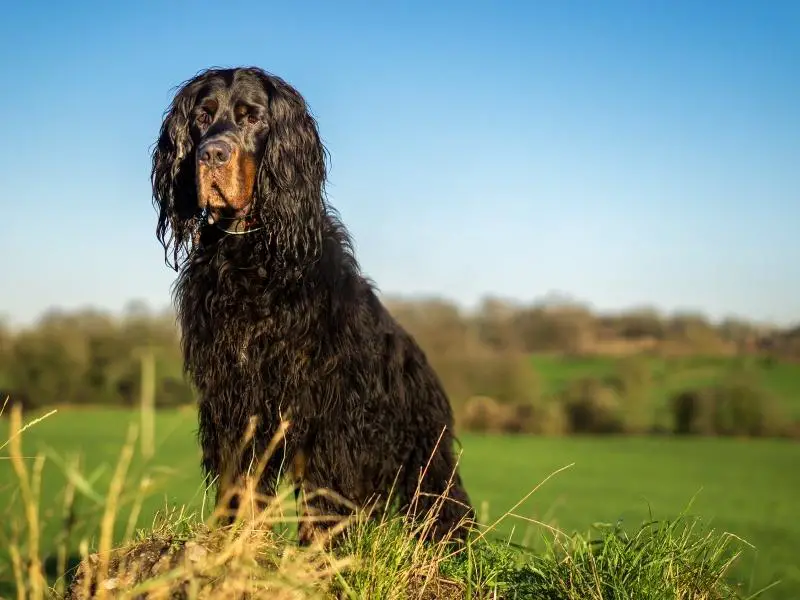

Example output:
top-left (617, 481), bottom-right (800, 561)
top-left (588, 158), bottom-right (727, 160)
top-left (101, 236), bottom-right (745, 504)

top-left (151, 66), bottom-right (474, 544)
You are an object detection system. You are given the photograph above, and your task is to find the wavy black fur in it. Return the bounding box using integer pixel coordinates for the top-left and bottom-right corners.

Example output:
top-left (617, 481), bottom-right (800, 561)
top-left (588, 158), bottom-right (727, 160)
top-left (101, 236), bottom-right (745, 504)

top-left (151, 67), bottom-right (474, 543)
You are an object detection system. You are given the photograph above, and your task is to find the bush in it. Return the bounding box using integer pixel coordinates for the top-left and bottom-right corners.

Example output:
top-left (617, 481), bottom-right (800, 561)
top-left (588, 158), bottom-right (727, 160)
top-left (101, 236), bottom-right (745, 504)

top-left (613, 356), bottom-right (653, 434)
top-left (157, 377), bottom-right (195, 408)
top-left (558, 377), bottom-right (623, 434)
top-left (432, 348), bottom-right (540, 420)
top-left (713, 377), bottom-right (785, 436)
top-left (468, 351), bottom-right (540, 406)
top-left (528, 401), bottom-right (569, 436)
top-left (499, 402), bottom-right (554, 434)
top-left (670, 388), bottom-right (716, 436)
top-left (459, 396), bottom-right (568, 435)
top-left (0, 389), bottom-right (37, 416)
top-left (460, 395), bottom-right (508, 433)
top-left (780, 420), bottom-right (800, 439)
top-left (670, 375), bottom-right (787, 437)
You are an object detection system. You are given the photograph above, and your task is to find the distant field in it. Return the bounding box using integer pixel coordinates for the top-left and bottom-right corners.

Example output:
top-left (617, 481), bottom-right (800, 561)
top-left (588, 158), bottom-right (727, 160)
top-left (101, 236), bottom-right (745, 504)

top-left (530, 353), bottom-right (800, 421)
top-left (2, 408), bottom-right (799, 598)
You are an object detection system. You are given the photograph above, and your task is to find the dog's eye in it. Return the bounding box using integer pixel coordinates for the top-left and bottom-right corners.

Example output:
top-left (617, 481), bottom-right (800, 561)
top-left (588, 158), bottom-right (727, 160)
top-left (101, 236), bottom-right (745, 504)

top-left (234, 104), bottom-right (259, 125)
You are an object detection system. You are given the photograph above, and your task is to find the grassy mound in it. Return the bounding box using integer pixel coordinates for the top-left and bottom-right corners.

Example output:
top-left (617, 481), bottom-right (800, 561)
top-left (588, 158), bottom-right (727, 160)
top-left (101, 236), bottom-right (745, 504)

top-left (61, 514), bottom-right (747, 599)
top-left (58, 510), bottom-right (747, 599)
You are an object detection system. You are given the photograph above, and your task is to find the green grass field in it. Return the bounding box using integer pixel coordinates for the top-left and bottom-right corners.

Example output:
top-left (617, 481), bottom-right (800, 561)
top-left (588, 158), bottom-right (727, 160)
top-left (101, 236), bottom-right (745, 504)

top-left (2, 407), bottom-right (799, 598)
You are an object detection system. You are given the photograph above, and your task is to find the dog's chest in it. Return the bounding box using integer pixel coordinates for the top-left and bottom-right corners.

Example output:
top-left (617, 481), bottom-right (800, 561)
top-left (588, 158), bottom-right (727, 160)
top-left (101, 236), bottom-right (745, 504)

top-left (189, 287), bottom-right (308, 374)
top-left (209, 308), bottom-right (277, 370)
top-left (179, 255), bottom-right (325, 400)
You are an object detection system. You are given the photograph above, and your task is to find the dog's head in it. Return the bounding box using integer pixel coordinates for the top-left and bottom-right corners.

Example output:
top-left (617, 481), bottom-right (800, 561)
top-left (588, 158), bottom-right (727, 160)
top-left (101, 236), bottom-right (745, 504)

top-left (152, 67), bottom-right (327, 269)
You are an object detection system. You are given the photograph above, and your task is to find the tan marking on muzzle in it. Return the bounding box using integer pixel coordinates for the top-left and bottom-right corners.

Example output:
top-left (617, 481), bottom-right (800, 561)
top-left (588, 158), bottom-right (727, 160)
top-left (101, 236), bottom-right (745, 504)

top-left (196, 142), bottom-right (258, 213)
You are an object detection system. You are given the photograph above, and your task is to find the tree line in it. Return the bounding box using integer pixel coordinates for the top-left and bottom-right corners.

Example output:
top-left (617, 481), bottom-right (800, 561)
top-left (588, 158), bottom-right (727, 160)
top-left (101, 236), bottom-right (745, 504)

top-left (1, 297), bottom-right (798, 437)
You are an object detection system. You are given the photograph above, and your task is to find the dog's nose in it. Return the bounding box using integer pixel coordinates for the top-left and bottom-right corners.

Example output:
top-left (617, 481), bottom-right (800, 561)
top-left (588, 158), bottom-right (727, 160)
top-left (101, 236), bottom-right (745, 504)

top-left (198, 140), bottom-right (232, 168)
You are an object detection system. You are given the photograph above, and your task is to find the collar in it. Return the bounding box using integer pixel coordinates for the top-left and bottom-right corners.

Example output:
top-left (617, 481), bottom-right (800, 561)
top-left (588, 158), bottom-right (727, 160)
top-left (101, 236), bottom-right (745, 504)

top-left (212, 213), bottom-right (264, 235)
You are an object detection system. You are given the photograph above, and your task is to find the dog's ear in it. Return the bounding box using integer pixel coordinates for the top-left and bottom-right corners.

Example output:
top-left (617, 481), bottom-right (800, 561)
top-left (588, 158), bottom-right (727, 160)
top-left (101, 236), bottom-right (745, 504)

top-left (151, 76), bottom-right (204, 270)
top-left (256, 74), bottom-right (328, 263)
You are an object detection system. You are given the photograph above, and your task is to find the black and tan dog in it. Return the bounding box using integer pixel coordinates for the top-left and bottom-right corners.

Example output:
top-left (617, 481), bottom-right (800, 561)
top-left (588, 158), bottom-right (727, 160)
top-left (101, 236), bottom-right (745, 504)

top-left (151, 66), bottom-right (474, 544)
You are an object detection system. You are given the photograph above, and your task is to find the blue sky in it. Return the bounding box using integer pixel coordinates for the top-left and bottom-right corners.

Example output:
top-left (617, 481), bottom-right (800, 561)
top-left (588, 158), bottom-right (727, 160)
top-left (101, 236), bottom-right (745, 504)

top-left (1, 0), bottom-right (798, 326)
